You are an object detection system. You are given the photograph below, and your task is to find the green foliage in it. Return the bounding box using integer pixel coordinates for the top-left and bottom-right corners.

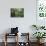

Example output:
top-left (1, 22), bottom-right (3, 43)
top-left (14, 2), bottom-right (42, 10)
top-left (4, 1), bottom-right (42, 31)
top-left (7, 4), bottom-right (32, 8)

top-left (40, 26), bottom-right (45, 29)
top-left (39, 13), bottom-right (44, 17)
top-left (33, 32), bottom-right (46, 39)
top-left (32, 25), bottom-right (39, 30)
top-left (39, 3), bottom-right (46, 17)
top-left (32, 24), bottom-right (45, 30)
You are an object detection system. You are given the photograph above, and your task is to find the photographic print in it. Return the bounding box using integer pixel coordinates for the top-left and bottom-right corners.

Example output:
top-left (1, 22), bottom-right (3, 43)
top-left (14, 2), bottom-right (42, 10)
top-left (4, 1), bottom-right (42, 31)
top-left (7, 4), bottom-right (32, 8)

top-left (11, 8), bottom-right (24, 17)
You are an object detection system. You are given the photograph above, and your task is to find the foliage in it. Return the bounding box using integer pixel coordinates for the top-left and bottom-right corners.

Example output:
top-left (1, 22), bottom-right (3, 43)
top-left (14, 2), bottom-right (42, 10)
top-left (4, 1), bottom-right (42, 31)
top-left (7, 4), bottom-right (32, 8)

top-left (33, 32), bottom-right (46, 39)
top-left (32, 25), bottom-right (38, 30)
top-left (40, 26), bottom-right (45, 29)
top-left (32, 24), bottom-right (45, 30)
